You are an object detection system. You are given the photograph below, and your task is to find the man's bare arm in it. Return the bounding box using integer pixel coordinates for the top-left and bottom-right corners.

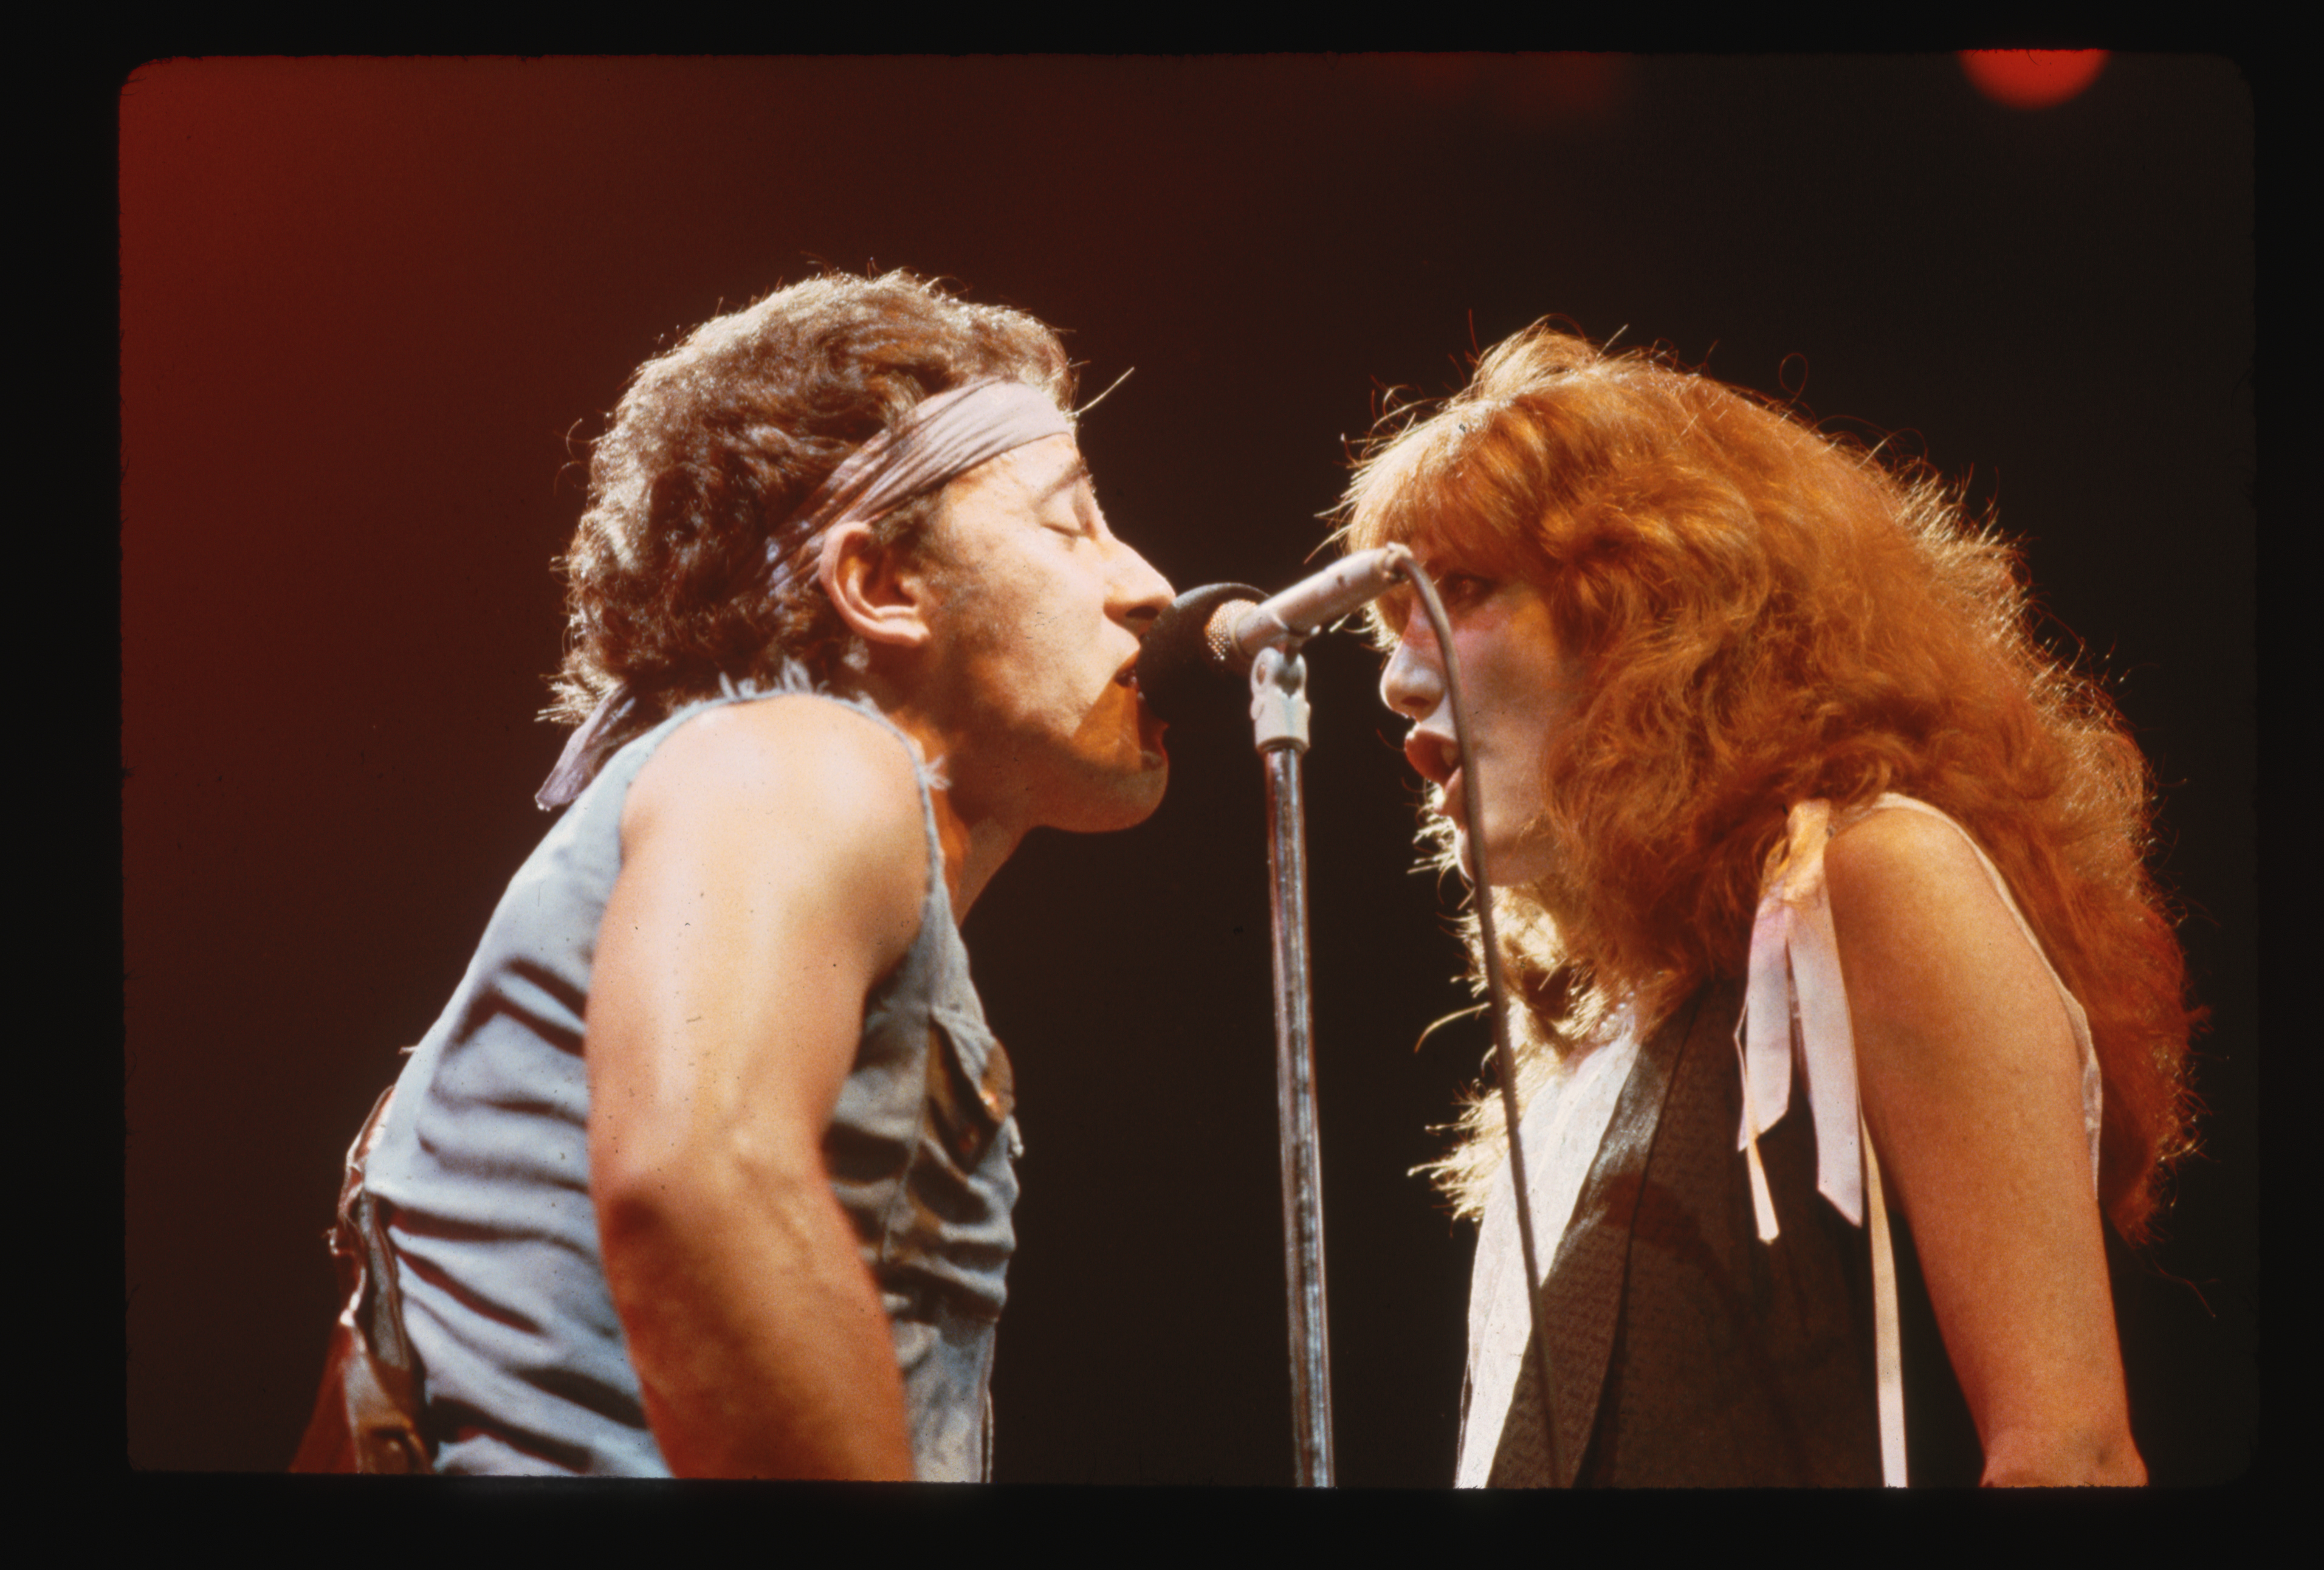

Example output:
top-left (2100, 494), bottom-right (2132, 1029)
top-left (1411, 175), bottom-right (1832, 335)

top-left (585, 698), bottom-right (930, 1479)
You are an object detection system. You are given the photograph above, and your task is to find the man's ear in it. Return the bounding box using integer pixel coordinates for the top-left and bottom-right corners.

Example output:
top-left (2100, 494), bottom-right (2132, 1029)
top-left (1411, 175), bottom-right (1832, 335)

top-left (817, 520), bottom-right (938, 651)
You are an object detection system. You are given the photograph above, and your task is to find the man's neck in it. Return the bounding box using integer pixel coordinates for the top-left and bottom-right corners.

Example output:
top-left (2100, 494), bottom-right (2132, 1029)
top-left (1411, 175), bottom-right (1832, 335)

top-left (844, 692), bottom-right (1021, 919)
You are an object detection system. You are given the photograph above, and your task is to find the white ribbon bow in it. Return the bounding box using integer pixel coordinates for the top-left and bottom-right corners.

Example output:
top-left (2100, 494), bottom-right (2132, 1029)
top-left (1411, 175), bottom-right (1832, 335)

top-left (1736, 799), bottom-right (1866, 1239)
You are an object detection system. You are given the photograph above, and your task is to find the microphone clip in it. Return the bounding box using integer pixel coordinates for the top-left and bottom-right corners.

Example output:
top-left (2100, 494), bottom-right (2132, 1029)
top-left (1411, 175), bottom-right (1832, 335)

top-left (1248, 643), bottom-right (1310, 754)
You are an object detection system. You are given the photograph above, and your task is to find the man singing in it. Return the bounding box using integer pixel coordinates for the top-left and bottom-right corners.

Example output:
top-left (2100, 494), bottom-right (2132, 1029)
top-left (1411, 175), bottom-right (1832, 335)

top-left (294, 271), bottom-right (1174, 1479)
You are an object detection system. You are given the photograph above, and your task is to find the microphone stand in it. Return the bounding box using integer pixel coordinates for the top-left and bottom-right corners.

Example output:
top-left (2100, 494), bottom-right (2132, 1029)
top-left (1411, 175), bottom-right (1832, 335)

top-left (1248, 641), bottom-right (1335, 1487)
top-left (1144, 546), bottom-right (1556, 1487)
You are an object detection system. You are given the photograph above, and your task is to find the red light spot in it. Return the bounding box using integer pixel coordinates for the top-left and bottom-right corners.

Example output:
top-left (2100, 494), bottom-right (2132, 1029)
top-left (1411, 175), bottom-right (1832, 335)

top-left (1958, 50), bottom-right (2108, 109)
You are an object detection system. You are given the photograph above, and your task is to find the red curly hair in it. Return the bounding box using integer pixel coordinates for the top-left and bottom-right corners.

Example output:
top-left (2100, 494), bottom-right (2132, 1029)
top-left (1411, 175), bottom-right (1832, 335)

top-left (1339, 323), bottom-right (2199, 1246)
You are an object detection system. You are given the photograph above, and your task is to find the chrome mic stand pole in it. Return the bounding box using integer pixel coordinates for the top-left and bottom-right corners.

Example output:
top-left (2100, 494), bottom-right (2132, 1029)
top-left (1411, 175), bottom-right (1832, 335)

top-left (1250, 641), bottom-right (1334, 1487)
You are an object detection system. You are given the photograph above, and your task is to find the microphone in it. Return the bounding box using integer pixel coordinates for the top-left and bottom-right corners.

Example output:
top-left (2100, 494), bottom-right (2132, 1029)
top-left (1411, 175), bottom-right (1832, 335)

top-left (1136, 546), bottom-right (1409, 723)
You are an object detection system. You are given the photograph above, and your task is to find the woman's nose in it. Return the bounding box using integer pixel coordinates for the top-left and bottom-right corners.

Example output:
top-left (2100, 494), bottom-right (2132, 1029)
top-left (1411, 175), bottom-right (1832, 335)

top-left (1380, 616), bottom-right (1444, 721)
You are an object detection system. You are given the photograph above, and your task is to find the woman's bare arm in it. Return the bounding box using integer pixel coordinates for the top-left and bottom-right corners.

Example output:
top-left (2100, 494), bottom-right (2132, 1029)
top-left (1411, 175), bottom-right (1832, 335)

top-left (1825, 807), bottom-right (2144, 1486)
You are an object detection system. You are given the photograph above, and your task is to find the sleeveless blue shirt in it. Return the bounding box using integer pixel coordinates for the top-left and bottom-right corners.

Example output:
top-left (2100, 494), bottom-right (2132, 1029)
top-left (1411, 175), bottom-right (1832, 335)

top-left (360, 678), bottom-right (1022, 1478)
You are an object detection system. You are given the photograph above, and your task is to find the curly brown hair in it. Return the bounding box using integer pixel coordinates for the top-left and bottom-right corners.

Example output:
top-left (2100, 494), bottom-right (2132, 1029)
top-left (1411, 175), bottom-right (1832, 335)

top-left (548, 270), bottom-right (1076, 739)
top-left (1339, 323), bottom-right (2201, 1247)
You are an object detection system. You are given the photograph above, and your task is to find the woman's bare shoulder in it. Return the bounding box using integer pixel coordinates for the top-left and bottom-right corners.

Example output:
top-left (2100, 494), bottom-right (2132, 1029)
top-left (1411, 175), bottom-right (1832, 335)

top-left (1823, 801), bottom-right (1990, 903)
top-left (1823, 801), bottom-right (2073, 1069)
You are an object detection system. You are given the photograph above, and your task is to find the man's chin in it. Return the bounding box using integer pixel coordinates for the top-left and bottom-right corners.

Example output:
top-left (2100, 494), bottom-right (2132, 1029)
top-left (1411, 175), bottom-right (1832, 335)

top-left (1061, 756), bottom-right (1169, 834)
top-left (1115, 757), bottom-right (1171, 827)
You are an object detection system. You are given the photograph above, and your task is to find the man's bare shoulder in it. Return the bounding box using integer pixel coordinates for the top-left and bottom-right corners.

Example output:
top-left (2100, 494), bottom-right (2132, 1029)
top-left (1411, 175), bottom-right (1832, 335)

top-left (621, 696), bottom-right (930, 921)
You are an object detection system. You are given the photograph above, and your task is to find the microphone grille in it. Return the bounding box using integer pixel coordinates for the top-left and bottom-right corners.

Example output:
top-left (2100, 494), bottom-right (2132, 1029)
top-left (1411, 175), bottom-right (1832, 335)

top-left (1138, 582), bottom-right (1268, 725)
top-left (1202, 602), bottom-right (1258, 666)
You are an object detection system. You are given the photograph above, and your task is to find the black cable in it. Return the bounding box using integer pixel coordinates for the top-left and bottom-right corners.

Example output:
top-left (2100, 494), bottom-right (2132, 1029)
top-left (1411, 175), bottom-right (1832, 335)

top-left (1394, 556), bottom-right (1563, 1486)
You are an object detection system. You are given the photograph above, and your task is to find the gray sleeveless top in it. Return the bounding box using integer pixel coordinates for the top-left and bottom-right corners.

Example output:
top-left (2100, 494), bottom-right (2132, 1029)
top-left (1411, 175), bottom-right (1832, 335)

top-left (361, 677), bottom-right (1022, 1479)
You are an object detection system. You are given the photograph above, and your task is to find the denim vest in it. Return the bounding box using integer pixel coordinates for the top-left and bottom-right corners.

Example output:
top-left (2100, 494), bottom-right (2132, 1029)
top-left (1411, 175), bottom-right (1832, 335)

top-left (360, 678), bottom-right (1021, 1479)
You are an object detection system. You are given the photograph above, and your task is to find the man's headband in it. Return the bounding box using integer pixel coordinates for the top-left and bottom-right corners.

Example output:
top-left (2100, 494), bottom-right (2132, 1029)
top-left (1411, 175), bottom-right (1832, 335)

top-left (536, 377), bottom-right (1074, 809)
top-left (766, 377), bottom-right (1074, 600)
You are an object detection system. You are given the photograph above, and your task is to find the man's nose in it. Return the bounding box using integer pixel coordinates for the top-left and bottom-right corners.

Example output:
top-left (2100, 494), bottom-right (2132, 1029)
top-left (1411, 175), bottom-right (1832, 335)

top-left (1113, 546), bottom-right (1176, 638)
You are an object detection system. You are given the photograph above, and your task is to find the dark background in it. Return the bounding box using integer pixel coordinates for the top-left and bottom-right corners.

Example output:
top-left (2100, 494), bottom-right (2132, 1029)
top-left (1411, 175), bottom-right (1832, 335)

top-left (121, 55), bottom-right (2255, 1485)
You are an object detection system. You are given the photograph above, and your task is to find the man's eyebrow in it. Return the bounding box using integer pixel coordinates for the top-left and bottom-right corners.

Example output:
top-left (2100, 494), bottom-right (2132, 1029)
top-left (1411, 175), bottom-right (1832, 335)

top-left (1034, 455), bottom-right (1092, 508)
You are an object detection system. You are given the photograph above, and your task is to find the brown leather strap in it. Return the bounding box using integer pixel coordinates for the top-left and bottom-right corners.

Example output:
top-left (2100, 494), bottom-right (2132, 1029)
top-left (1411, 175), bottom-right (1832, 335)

top-left (289, 1080), bottom-right (435, 1474)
